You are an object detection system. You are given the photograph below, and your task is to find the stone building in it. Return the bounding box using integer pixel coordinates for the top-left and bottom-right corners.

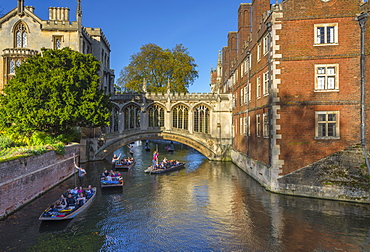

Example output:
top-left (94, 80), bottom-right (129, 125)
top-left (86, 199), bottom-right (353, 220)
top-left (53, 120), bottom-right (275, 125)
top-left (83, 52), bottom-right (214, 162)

top-left (0, 0), bottom-right (114, 94)
top-left (216, 0), bottom-right (370, 191)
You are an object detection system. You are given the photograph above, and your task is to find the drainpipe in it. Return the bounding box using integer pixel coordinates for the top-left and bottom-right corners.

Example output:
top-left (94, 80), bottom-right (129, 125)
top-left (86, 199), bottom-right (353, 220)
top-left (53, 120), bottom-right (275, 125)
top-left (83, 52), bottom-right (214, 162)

top-left (356, 13), bottom-right (370, 174)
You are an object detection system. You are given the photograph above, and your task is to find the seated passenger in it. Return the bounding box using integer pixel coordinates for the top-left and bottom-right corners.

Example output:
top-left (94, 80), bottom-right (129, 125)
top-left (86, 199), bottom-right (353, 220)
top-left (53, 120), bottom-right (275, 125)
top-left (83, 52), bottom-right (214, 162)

top-left (66, 193), bottom-right (76, 207)
top-left (71, 187), bottom-right (78, 196)
top-left (102, 169), bottom-right (110, 177)
top-left (64, 188), bottom-right (71, 197)
top-left (77, 186), bottom-right (84, 194)
top-left (76, 193), bottom-right (86, 207)
top-left (57, 195), bottom-right (67, 209)
top-left (85, 185), bottom-right (95, 199)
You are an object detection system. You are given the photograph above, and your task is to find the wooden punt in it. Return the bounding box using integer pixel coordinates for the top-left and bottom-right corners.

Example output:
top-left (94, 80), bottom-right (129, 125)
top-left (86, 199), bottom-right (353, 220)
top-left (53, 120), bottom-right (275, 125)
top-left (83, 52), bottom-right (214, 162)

top-left (100, 179), bottom-right (124, 188)
top-left (115, 160), bottom-right (136, 170)
top-left (145, 162), bottom-right (185, 174)
top-left (39, 187), bottom-right (96, 221)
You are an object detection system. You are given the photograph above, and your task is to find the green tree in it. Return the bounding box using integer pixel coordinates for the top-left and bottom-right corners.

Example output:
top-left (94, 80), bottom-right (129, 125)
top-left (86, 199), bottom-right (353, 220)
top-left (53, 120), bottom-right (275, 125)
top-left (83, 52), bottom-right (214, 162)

top-left (118, 43), bottom-right (198, 93)
top-left (0, 47), bottom-right (112, 138)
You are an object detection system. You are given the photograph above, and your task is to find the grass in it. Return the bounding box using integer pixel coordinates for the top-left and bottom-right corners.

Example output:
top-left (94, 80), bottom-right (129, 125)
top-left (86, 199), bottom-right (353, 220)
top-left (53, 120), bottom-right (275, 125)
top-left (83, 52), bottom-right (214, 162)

top-left (0, 145), bottom-right (64, 163)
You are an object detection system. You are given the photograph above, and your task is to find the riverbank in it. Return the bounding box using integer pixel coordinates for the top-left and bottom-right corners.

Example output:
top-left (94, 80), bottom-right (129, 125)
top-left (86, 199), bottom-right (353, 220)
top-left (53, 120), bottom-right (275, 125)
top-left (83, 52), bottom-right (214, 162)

top-left (0, 144), bottom-right (79, 219)
top-left (231, 143), bottom-right (370, 203)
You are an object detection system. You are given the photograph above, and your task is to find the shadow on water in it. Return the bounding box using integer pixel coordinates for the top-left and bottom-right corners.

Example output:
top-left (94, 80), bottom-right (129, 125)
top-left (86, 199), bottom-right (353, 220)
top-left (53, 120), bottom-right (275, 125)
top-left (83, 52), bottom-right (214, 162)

top-left (38, 220), bottom-right (72, 233)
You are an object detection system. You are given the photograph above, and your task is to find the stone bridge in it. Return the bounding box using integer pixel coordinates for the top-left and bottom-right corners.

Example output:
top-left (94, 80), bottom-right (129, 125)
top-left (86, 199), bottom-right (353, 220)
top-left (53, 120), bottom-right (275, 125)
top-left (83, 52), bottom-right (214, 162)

top-left (80, 92), bottom-right (233, 162)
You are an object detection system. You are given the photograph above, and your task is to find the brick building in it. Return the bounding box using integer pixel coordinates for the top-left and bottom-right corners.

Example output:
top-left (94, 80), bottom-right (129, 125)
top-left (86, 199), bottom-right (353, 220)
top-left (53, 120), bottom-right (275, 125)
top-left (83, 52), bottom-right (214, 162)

top-left (0, 0), bottom-right (114, 94)
top-left (216, 0), bottom-right (370, 190)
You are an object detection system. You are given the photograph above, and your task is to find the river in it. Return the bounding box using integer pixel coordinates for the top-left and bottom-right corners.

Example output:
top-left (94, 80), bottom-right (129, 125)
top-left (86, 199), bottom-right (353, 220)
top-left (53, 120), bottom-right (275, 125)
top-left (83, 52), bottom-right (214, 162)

top-left (1, 140), bottom-right (370, 252)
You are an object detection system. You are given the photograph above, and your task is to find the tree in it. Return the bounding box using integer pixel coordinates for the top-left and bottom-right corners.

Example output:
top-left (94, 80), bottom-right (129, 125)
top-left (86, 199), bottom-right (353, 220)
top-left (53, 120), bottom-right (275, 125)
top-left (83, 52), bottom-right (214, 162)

top-left (0, 47), bottom-right (112, 138)
top-left (117, 43), bottom-right (198, 93)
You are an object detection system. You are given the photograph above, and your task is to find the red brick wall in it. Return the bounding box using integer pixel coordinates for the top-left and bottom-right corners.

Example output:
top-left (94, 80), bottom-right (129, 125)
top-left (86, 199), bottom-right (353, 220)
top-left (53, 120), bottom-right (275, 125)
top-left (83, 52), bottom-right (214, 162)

top-left (226, 0), bottom-right (367, 176)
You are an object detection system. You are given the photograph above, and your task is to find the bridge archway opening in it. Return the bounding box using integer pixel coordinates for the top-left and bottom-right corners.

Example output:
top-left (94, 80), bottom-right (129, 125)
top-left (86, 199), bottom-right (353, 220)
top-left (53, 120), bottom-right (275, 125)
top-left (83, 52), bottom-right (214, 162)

top-left (94, 132), bottom-right (218, 161)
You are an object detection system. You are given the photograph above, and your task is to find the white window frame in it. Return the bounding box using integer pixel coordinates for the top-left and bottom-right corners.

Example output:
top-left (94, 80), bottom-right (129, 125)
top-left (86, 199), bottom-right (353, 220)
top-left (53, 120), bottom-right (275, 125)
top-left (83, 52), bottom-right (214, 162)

top-left (314, 23), bottom-right (338, 46)
top-left (256, 76), bottom-right (261, 99)
top-left (240, 88), bottom-right (244, 106)
top-left (315, 64), bottom-right (339, 91)
top-left (244, 86), bottom-right (248, 104)
top-left (315, 111), bottom-right (340, 139)
top-left (245, 116), bottom-right (250, 136)
top-left (257, 43), bottom-right (261, 62)
top-left (263, 35), bottom-right (269, 55)
top-left (256, 114), bottom-right (261, 137)
top-left (240, 117), bottom-right (244, 135)
top-left (263, 71), bottom-right (269, 96)
top-left (263, 113), bottom-right (269, 138)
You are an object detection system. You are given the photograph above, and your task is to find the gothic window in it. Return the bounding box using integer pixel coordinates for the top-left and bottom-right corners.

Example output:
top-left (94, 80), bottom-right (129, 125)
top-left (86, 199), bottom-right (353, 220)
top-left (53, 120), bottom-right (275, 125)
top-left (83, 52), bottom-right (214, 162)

top-left (14, 23), bottom-right (27, 48)
top-left (111, 106), bottom-right (119, 132)
top-left (194, 105), bottom-right (210, 134)
top-left (123, 104), bottom-right (141, 130)
top-left (9, 60), bottom-right (15, 74)
top-left (172, 104), bottom-right (188, 130)
top-left (148, 104), bottom-right (165, 128)
top-left (16, 60), bottom-right (21, 67)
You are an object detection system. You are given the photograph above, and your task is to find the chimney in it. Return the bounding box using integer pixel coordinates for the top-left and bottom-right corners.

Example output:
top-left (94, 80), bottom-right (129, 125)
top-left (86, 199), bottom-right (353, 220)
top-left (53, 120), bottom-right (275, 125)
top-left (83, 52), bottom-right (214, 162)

top-left (49, 7), bottom-right (70, 21)
top-left (25, 6), bottom-right (35, 13)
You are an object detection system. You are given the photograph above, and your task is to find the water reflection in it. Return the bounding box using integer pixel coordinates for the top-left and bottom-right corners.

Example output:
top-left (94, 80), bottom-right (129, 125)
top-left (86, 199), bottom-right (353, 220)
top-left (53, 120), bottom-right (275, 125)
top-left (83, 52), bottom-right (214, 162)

top-left (0, 140), bottom-right (370, 251)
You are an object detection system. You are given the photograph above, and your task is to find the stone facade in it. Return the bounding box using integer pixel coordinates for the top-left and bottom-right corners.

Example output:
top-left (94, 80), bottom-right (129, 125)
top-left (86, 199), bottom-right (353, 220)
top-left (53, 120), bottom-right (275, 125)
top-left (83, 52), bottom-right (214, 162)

top-left (0, 144), bottom-right (79, 219)
top-left (216, 0), bottom-right (370, 192)
top-left (0, 0), bottom-right (114, 93)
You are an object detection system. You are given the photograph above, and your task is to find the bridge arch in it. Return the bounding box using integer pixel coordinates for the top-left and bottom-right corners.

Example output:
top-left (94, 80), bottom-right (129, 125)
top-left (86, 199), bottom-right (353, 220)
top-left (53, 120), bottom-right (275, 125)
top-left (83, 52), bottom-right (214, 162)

top-left (94, 130), bottom-right (224, 161)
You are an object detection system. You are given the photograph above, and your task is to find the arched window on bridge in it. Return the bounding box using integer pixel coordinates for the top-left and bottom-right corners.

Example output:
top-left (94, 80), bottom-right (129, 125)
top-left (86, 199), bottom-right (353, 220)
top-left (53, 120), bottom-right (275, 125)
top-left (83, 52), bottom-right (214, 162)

top-left (111, 106), bottom-right (119, 132)
top-left (148, 104), bottom-right (165, 128)
top-left (173, 104), bottom-right (188, 130)
top-left (194, 105), bottom-right (210, 134)
top-left (123, 104), bottom-right (140, 130)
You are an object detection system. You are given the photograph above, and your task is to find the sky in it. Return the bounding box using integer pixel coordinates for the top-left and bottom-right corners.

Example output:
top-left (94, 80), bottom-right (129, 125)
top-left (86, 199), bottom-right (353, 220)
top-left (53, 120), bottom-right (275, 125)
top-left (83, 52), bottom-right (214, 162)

top-left (1, 0), bottom-right (275, 93)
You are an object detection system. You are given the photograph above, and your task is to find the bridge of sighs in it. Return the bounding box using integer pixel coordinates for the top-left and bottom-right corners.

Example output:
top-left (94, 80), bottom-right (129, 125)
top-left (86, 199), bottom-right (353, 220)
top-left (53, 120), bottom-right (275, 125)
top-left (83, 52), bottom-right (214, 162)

top-left (80, 92), bottom-right (233, 162)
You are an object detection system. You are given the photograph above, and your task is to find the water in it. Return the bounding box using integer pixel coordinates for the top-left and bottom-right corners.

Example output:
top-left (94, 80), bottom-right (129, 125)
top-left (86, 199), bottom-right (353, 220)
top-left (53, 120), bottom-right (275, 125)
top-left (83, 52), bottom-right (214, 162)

top-left (1, 140), bottom-right (370, 251)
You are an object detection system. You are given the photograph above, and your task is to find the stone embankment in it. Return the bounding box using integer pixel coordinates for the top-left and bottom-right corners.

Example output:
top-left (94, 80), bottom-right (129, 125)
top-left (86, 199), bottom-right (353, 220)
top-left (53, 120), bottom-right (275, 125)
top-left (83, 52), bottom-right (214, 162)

top-left (277, 144), bottom-right (370, 202)
top-left (0, 144), bottom-right (79, 219)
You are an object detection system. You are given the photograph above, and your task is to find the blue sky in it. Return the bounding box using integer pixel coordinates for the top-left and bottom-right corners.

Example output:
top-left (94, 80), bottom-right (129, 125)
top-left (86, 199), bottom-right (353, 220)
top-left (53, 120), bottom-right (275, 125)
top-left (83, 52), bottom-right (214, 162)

top-left (1, 0), bottom-right (274, 93)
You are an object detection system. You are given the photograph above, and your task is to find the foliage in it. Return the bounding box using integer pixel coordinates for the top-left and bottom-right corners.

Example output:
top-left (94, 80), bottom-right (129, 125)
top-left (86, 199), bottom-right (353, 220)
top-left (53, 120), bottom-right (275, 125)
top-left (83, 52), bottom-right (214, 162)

top-left (0, 47), bottom-right (112, 138)
top-left (25, 146), bottom-right (48, 155)
top-left (117, 43), bottom-right (198, 93)
top-left (51, 142), bottom-right (65, 155)
top-left (0, 135), bottom-right (14, 149)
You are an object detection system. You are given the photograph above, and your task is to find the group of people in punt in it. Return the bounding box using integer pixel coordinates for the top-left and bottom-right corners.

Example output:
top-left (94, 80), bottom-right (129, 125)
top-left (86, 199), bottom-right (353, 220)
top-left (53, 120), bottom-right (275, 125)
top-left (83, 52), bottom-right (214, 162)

top-left (152, 151), bottom-right (180, 170)
top-left (118, 157), bottom-right (134, 166)
top-left (101, 169), bottom-right (123, 182)
top-left (43, 185), bottom-right (95, 217)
